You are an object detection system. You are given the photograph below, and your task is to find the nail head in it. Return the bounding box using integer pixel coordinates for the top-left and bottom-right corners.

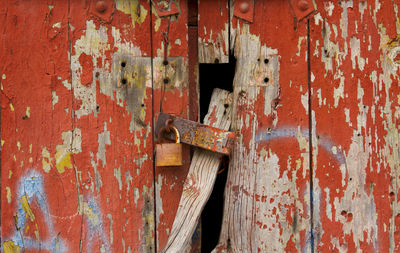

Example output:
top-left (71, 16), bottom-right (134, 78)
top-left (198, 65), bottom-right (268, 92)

top-left (95, 1), bottom-right (107, 13)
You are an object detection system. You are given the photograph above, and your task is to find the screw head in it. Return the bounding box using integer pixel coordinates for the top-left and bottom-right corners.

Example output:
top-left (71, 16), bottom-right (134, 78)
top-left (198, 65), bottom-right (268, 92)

top-left (297, 0), bottom-right (309, 11)
top-left (239, 1), bottom-right (250, 13)
top-left (95, 1), bottom-right (107, 13)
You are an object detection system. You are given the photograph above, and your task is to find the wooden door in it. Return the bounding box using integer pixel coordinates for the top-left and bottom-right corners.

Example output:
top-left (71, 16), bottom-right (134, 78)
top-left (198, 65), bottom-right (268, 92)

top-left (0, 0), bottom-right (194, 252)
top-left (1, 0), bottom-right (400, 252)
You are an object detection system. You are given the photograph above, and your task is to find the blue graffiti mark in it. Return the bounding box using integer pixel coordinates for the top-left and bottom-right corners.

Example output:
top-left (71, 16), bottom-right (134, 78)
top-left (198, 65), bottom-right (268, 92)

top-left (3, 170), bottom-right (68, 252)
top-left (83, 196), bottom-right (110, 252)
top-left (3, 170), bottom-right (112, 252)
top-left (256, 127), bottom-right (346, 164)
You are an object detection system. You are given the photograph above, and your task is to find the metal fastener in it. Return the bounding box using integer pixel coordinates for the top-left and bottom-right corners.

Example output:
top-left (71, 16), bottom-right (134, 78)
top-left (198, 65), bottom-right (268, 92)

top-left (239, 1), bottom-right (250, 13)
top-left (95, 1), bottom-right (107, 13)
top-left (297, 0), bottom-right (309, 11)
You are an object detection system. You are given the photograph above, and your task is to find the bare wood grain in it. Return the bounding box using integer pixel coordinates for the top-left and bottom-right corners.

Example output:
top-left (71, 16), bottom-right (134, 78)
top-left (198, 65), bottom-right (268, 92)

top-left (163, 88), bottom-right (233, 252)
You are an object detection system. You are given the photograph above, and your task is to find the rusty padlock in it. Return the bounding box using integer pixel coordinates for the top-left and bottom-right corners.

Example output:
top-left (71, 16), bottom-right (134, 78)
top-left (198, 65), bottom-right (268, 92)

top-left (156, 125), bottom-right (183, 167)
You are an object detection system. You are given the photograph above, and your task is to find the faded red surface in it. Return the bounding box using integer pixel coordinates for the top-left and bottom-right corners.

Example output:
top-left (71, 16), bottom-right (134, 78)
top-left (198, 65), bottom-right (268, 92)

top-left (1, 0), bottom-right (156, 252)
top-left (310, 0), bottom-right (400, 251)
top-left (198, 0), bottom-right (229, 63)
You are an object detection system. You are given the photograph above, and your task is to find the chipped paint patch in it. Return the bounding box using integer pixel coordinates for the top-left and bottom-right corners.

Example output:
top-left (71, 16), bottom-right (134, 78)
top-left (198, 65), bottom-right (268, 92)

top-left (21, 194), bottom-right (35, 221)
top-left (97, 123), bottom-right (111, 168)
top-left (52, 91), bottom-right (59, 108)
top-left (107, 213), bottom-right (113, 245)
top-left (116, 0), bottom-right (148, 28)
top-left (25, 107), bottom-right (30, 118)
top-left (6, 186), bottom-right (12, 203)
top-left (41, 147), bottom-right (52, 173)
top-left (114, 167), bottom-right (122, 191)
top-left (3, 241), bottom-right (21, 253)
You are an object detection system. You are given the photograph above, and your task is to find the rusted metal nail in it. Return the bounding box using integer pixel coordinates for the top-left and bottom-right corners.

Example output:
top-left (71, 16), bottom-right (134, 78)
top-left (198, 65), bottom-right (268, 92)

top-left (239, 1), bottom-right (250, 13)
top-left (297, 0), bottom-right (309, 11)
top-left (95, 1), bottom-right (107, 13)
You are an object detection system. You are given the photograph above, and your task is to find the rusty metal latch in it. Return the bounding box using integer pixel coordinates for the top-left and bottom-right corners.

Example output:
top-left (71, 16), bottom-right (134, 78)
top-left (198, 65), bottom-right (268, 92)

top-left (155, 113), bottom-right (236, 155)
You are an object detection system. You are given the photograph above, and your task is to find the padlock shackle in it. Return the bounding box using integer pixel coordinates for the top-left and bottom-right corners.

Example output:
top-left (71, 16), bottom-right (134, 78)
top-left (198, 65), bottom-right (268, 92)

top-left (158, 125), bottom-right (180, 143)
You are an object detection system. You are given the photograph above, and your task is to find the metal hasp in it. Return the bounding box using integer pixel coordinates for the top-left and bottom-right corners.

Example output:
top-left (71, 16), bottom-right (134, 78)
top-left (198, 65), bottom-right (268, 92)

top-left (289, 0), bottom-right (315, 21)
top-left (152, 0), bottom-right (180, 17)
top-left (155, 112), bottom-right (236, 155)
top-left (233, 0), bottom-right (254, 23)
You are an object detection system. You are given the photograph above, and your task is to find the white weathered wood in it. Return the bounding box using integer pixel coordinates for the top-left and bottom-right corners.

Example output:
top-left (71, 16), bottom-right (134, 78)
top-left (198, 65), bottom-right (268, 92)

top-left (212, 1), bottom-right (311, 252)
top-left (163, 88), bottom-right (233, 252)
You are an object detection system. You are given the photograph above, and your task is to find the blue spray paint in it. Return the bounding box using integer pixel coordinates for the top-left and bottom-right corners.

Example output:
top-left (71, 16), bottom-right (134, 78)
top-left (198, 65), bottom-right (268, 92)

top-left (3, 170), bottom-right (67, 252)
top-left (256, 127), bottom-right (345, 164)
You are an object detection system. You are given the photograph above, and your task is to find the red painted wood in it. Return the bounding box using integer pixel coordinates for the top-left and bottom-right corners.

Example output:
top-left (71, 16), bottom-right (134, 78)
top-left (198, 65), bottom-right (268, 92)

top-left (1, 1), bottom-right (76, 252)
top-left (215, 0), bottom-right (311, 251)
top-left (310, 0), bottom-right (400, 251)
top-left (2, 0), bottom-right (399, 252)
top-left (150, 1), bottom-right (192, 251)
top-left (198, 0), bottom-right (229, 63)
top-left (1, 0), bottom-right (156, 252)
top-left (68, 0), bottom-right (155, 252)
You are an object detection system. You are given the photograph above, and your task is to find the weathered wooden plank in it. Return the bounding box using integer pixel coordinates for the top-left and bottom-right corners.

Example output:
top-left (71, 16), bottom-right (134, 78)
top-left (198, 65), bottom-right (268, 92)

top-left (214, 0), bottom-right (311, 252)
top-left (310, 0), bottom-right (400, 251)
top-left (163, 88), bottom-right (232, 252)
top-left (1, 1), bottom-right (76, 252)
top-left (198, 0), bottom-right (229, 63)
top-left (151, 1), bottom-right (193, 251)
top-left (68, 0), bottom-right (155, 252)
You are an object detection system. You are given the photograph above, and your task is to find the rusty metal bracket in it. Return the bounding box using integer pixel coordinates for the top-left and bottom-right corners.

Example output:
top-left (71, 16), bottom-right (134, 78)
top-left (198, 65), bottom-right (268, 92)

top-left (152, 0), bottom-right (180, 17)
top-left (289, 0), bottom-right (315, 21)
top-left (155, 113), bottom-right (235, 155)
top-left (233, 0), bottom-right (254, 23)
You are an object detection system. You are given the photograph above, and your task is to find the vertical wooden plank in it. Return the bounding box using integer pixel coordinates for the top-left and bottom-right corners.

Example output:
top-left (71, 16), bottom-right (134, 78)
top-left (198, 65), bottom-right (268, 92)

top-left (310, 0), bottom-right (400, 251)
top-left (163, 88), bottom-right (232, 252)
top-left (1, 1), bottom-right (76, 252)
top-left (198, 0), bottom-right (229, 63)
top-left (151, 1), bottom-right (192, 251)
top-left (214, 0), bottom-right (311, 252)
top-left (68, 0), bottom-right (155, 252)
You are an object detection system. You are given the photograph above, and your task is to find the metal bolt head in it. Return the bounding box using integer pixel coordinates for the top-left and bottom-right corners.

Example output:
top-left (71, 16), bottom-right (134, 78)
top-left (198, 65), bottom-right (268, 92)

top-left (297, 0), bottom-right (309, 11)
top-left (95, 1), bottom-right (107, 13)
top-left (239, 1), bottom-right (250, 14)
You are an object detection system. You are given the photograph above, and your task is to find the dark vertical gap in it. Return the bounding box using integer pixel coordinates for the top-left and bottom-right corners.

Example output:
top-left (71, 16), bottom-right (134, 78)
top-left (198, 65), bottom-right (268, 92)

top-left (149, 1), bottom-right (157, 252)
top-left (187, 0), bottom-right (201, 250)
top-left (307, 18), bottom-right (315, 253)
top-left (200, 53), bottom-right (235, 253)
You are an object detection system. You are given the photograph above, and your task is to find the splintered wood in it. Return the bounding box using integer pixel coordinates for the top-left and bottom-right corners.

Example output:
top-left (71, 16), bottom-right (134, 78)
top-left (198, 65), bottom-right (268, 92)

top-left (163, 88), bottom-right (232, 252)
